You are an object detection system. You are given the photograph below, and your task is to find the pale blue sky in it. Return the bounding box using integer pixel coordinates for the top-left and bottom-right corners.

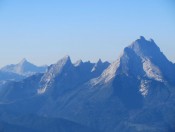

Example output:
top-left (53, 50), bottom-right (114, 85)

top-left (0, 0), bottom-right (175, 67)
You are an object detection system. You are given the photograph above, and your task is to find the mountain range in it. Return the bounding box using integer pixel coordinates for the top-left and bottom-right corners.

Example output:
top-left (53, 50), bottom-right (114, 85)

top-left (0, 59), bottom-right (47, 81)
top-left (0, 36), bottom-right (175, 132)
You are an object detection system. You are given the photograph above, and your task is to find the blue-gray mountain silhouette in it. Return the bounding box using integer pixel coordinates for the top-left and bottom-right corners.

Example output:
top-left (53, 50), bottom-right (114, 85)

top-left (0, 37), bottom-right (174, 132)
top-left (0, 59), bottom-right (47, 81)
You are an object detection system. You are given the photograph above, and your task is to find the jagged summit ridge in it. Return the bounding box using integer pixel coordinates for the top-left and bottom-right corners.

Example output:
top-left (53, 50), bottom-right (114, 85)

top-left (0, 36), bottom-right (175, 132)
top-left (128, 36), bottom-right (162, 60)
top-left (38, 56), bottom-right (110, 94)
top-left (90, 36), bottom-right (174, 87)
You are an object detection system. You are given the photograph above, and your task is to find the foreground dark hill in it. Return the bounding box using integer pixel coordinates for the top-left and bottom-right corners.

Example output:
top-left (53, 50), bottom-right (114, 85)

top-left (0, 36), bottom-right (175, 132)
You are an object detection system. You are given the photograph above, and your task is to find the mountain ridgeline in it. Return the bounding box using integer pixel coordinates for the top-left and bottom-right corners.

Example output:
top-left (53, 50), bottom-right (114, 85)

top-left (0, 36), bottom-right (175, 132)
top-left (0, 58), bottom-right (47, 81)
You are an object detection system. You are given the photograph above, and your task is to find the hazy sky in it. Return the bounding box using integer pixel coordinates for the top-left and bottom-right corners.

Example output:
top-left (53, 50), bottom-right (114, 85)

top-left (0, 0), bottom-right (175, 67)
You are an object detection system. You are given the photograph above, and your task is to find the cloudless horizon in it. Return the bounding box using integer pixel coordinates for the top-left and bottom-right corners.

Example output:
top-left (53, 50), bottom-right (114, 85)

top-left (0, 0), bottom-right (175, 67)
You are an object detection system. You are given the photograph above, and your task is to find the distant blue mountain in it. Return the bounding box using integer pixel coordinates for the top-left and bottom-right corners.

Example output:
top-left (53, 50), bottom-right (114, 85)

top-left (0, 59), bottom-right (47, 81)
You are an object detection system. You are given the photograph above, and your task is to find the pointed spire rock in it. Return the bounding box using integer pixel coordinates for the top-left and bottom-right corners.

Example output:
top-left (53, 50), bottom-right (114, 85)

top-left (74, 59), bottom-right (83, 67)
top-left (19, 58), bottom-right (28, 64)
top-left (149, 38), bottom-right (155, 43)
top-left (139, 36), bottom-right (145, 40)
top-left (97, 59), bottom-right (102, 64)
top-left (63, 55), bottom-right (70, 60)
top-left (39, 55), bottom-right (73, 94)
top-left (56, 55), bottom-right (71, 64)
top-left (41, 55), bottom-right (72, 82)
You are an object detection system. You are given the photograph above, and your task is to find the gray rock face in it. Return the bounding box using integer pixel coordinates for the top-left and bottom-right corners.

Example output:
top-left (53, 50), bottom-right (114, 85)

top-left (0, 37), bottom-right (175, 132)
